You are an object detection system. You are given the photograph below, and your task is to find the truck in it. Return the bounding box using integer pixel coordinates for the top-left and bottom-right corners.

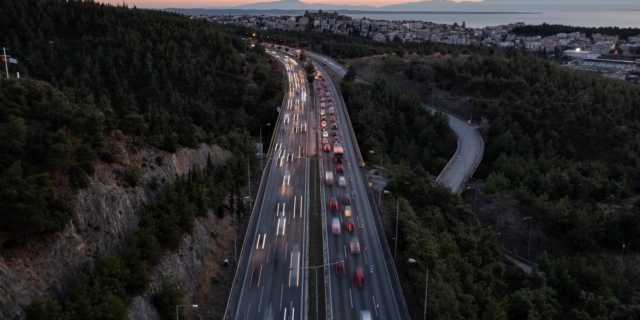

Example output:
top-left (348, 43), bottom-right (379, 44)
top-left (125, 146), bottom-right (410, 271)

top-left (328, 107), bottom-right (335, 115)
top-left (325, 171), bottom-right (334, 185)
top-left (333, 143), bottom-right (344, 163)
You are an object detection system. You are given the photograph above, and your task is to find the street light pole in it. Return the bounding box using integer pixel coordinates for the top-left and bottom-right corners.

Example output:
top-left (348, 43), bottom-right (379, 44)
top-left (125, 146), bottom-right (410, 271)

top-left (291, 261), bottom-right (343, 320)
top-left (384, 190), bottom-right (400, 261)
top-left (408, 259), bottom-right (428, 320)
top-left (622, 243), bottom-right (625, 264)
top-left (176, 304), bottom-right (198, 320)
top-left (260, 123), bottom-right (271, 168)
top-left (524, 217), bottom-right (532, 261)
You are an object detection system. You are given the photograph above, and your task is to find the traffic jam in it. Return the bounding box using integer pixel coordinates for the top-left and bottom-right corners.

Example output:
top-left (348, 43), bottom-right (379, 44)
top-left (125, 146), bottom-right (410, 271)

top-left (315, 70), bottom-right (370, 291)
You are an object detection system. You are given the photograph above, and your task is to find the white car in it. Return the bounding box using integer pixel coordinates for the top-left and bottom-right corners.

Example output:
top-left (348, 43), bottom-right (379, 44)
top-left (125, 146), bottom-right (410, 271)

top-left (284, 113), bottom-right (290, 123)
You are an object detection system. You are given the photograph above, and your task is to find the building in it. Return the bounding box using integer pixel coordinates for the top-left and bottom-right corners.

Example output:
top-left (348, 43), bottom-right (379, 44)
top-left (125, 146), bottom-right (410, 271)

top-left (564, 49), bottom-right (600, 59)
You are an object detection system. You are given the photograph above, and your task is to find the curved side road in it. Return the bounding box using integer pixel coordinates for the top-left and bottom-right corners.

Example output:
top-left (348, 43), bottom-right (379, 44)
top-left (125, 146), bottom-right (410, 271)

top-left (307, 52), bottom-right (484, 193)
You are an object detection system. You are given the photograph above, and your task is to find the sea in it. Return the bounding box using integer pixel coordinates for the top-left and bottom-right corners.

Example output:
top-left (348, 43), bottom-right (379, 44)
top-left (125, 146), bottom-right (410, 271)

top-left (340, 11), bottom-right (640, 29)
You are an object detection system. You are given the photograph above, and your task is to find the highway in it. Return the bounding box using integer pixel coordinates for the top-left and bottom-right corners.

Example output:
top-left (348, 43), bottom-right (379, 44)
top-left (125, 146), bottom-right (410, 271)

top-left (226, 48), bottom-right (311, 320)
top-left (307, 51), bottom-right (484, 194)
top-left (313, 63), bottom-right (408, 319)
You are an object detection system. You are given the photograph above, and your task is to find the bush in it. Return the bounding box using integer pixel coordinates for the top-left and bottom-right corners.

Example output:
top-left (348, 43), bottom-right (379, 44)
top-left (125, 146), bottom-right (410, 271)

top-left (124, 164), bottom-right (142, 187)
top-left (69, 166), bottom-right (89, 189)
top-left (149, 176), bottom-right (160, 191)
top-left (152, 277), bottom-right (186, 320)
top-left (26, 297), bottom-right (63, 320)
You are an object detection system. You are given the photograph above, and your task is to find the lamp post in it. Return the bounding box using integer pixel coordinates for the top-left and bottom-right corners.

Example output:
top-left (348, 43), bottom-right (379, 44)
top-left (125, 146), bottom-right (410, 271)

top-left (408, 259), bottom-right (428, 320)
top-left (260, 123), bottom-right (271, 168)
top-left (369, 150), bottom-right (383, 205)
top-left (291, 261), bottom-right (344, 320)
top-left (466, 186), bottom-right (477, 214)
top-left (176, 304), bottom-right (198, 320)
top-left (384, 190), bottom-right (400, 261)
top-left (622, 243), bottom-right (625, 264)
top-left (523, 217), bottom-right (532, 261)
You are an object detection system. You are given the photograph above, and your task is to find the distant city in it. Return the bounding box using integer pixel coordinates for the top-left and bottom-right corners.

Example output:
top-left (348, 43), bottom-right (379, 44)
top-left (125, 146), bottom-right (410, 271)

top-left (188, 10), bottom-right (640, 82)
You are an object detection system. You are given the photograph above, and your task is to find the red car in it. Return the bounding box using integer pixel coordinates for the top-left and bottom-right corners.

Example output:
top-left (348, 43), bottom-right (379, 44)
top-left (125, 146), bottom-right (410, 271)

top-left (335, 253), bottom-right (346, 275)
top-left (343, 194), bottom-right (351, 205)
top-left (332, 124), bottom-right (338, 130)
top-left (350, 236), bottom-right (360, 254)
top-left (329, 117), bottom-right (335, 122)
top-left (329, 197), bottom-right (338, 211)
top-left (323, 144), bottom-right (331, 152)
top-left (328, 98), bottom-right (333, 102)
top-left (332, 131), bottom-right (338, 136)
top-left (354, 267), bottom-right (365, 287)
top-left (345, 217), bottom-right (355, 232)
top-left (336, 165), bottom-right (344, 173)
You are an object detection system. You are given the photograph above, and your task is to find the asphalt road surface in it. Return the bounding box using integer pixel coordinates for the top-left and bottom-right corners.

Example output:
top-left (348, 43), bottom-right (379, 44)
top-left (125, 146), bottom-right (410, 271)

top-left (228, 49), bottom-right (311, 320)
top-left (314, 63), bottom-right (408, 320)
top-left (308, 52), bottom-right (484, 194)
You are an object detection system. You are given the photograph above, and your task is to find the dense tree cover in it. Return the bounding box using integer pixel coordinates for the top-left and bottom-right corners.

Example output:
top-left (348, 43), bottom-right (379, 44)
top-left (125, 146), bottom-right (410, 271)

top-left (343, 67), bottom-right (640, 319)
top-left (341, 78), bottom-right (452, 175)
top-left (27, 137), bottom-right (254, 319)
top-left (0, 0), bottom-right (283, 242)
top-left (435, 49), bottom-right (640, 251)
top-left (513, 23), bottom-right (640, 41)
top-left (430, 48), bottom-right (640, 317)
top-left (235, 27), bottom-right (475, 62)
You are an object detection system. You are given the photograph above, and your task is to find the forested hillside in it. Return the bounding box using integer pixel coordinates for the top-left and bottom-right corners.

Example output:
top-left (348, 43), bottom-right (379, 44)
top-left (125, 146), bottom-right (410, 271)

top-left (341, 49), bottom-right (640, 318)
top-left (0, 0), bottom-right (282, 243)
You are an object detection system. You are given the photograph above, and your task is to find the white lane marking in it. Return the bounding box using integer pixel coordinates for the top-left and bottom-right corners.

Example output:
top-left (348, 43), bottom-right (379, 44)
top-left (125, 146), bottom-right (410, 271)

top-left (349, 289), bottom-right (354, 308)
top-left (373, 296), bottom-right (378, 317)
top-left (293, 196), bottom-right (297, 218)
top-left (300, 196), bottom-right (303, 218)
top-left (258, 287), bottom-right (265, 312)
top-left (280, 284), bottom-right (284, 311)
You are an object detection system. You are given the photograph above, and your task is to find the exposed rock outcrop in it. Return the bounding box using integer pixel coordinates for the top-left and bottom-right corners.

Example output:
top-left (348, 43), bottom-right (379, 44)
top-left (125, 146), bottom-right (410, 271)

top-left (0, 143), bottom-right (231, 319)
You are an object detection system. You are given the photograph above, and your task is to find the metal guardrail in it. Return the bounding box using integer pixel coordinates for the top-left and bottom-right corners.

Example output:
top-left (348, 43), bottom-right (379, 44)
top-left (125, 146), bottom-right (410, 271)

top-left (313, 61), bottom-right (411, 319)
top-left (223, 52), bottom-right (290, 320)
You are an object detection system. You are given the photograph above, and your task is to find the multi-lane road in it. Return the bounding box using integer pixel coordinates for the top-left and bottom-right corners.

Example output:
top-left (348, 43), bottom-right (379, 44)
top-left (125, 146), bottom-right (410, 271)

top-left (226, 50), bottom-right (311, 320)
top-left (313, 62), bottom-right (407, 319)
top-left (226, 47), bottom-right (410, 320)
top-left (308, 52), bottom-right (484, 193)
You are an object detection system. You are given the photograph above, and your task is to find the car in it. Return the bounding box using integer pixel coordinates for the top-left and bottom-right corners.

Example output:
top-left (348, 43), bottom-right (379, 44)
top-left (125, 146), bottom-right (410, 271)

top-left (329, 117), bottom-right (335, 122)
top-left (321, 116), bottom-right (326, 122)
top-left (343, 194), bottom-right (351, 205)
top-left (283, 171), bottom-right (291, 185)
top-left (320, 97), bottom-right (325, 102)
top-left (332, 131), bottom-right (338, 136)
top-left (322, 138), bottom-right (329, 144)
top-left (320, 103), bottom-right (326, 108)
top-left (331, 217), bottom-right (341, 235)
top-left (328, 97), bottom-right (333, 102)
top-left (344, 205), bottom-right (352, 217)
top-left (325, 92), bottom-right (331, 97)
top-left (335, 253), bottom-right (346, 275)
top-left (338, 176), bottom-right (346, 187)
top-left (284, 114), bottom-right (290, 123)
top-left (329, 197), bottom-right (338, 211)
top-left (320, 109), bottom-right (325, 116)
top-left (277, 196), bottom-right (286, 216)
top-left (323, 84), bottom-right (327, 88)
top-left (321, 121), bottom-right (326, 128)
top-left (354, 267), bottom-right (365, 287)
top-left (345, 217), bottom-right (355, 232)
top-left (317, 86), bottom-right (322, 90)
top-left (336, 165), bottom-right (344, 173)
top-left (322, 130), bottom-right (329, 138)
top-left (256, 226), bottom-right (267, 249)
top-left (333, 137), bottom-right (340, 143)
top-left (360, 311), bottom-right (372, 320)
top-left (332, 124), bottom-right (338, 130)
top-left (277, 216), bottom-right (287, 236)
top-left (323, 144), bottom-right (331, 152)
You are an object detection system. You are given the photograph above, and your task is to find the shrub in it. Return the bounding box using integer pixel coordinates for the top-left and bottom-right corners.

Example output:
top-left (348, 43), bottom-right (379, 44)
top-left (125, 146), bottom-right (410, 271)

top-left (124, 164), bottom-right (142, 187)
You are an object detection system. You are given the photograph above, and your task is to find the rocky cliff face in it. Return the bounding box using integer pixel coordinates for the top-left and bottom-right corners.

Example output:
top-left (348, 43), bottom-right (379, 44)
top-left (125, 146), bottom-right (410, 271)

top-left (0, 142), bottom-right (231, 319)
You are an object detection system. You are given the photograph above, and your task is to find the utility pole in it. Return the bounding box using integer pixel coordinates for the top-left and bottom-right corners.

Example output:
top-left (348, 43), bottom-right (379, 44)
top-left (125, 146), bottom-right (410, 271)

top-left (247, 159), bottom-right (252, 214)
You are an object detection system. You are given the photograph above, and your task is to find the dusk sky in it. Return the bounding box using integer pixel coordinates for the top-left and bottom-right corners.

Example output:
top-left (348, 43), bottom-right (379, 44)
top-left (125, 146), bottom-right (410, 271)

top-left (98, 0), bottom-right (638, 10)
top-left (101, 0), bottom-right (480, 9)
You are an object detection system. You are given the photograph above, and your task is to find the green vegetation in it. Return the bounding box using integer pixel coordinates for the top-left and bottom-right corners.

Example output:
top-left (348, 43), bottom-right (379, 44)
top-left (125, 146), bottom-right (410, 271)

top-left (0, 0), bottom-right (282, 244)
top-left (27, 138), bottom-right (254, 319)
top-left (152, 277), bottom-right (187, 320)
top-left (513, 23), bottom-right (640, 41)
top-left (341, 78), bottom-right (453, 176)
top-left (429, 48), bottom-right (640, 317)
